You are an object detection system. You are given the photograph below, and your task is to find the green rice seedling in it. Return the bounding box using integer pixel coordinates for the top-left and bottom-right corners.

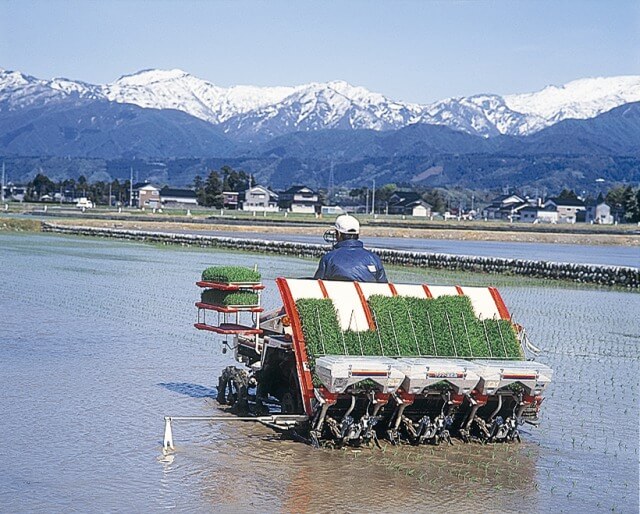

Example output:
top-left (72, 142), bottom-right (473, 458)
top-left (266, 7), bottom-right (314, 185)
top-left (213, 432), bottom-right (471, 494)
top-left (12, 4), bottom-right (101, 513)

top-left (295, 298), bottom-right (343, 357)
top-left (368, 295), bottom-right (421, 356)
top-left (295, 294), bottom-right (523, 362)
top-left (343, 330), bottom-right (381, 356)
top-left (421, 296), bottom-right (459, 357)
top-left (200, 289), bottom-right (259, 306)
top-left (201, 266), bottom-right (261, 283)
top-left (481, 319), bottom-right (523, 359)
top-left (435, 296), bottom-right (474, 357)
top-left (403, 296), bottom-right (435, 355)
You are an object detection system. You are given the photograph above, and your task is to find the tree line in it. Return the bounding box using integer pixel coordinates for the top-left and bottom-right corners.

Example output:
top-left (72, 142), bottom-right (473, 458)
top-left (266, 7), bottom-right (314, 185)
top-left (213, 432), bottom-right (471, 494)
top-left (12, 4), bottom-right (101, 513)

top-left (13, 170), bottom-right (640, 221)
top-left (22, 174), bottom-right (132, 205)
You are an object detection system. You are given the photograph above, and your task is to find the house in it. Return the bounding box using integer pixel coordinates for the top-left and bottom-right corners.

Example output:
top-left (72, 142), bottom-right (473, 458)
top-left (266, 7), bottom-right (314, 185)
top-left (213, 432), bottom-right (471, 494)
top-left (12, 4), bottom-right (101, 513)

top-left (278, 185), bottom-right (320, 214)
top-left (519, 205), bottom-right (558, 224)
top-left (482, 194), bottom-right (527, 220)
top-left (2, 184), bottom-right (25, 202)
top-left (544, 197), bottom-right (586, 224)
top-left (585, 196), bottom-right (613, 224)
top-left (321, 205), bottom-right (345, 216)
top-left (132, 183), bottom-right (160, 209)
top-left (75, 197), bottom-right (94, 209)
top-left (160, 187), bottom-right (198, 207)
top-left (407, 200), bottom-right (432, 217)
top-left (222, 191), bottom-right (239, 210)
top-left (387, 192), bottom-right (432, 217)
top-left (241, 185), bottom-right (279, 212)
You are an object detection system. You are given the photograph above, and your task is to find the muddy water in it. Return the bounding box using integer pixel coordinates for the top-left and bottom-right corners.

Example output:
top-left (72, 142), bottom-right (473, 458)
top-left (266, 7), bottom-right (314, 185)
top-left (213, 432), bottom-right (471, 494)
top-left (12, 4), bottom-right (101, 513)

top-left (1, 233), bottom-right (638, 513)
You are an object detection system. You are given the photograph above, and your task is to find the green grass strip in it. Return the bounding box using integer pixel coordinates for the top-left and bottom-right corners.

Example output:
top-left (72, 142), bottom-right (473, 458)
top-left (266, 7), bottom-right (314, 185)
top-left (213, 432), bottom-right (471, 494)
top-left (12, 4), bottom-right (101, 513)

top-left (201, 266), bottom-right (261, 283)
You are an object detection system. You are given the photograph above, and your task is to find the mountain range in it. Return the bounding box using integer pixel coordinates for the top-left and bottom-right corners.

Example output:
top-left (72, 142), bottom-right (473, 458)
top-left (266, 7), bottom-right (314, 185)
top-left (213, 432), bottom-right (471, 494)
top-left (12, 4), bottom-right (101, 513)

top-left (1, 67), bottom-right (639, 190)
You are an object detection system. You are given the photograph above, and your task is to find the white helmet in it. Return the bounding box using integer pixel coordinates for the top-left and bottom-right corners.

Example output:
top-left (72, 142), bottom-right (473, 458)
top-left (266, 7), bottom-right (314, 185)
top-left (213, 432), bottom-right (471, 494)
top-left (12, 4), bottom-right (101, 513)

top-left (334, 214), bottom-right (360, 235)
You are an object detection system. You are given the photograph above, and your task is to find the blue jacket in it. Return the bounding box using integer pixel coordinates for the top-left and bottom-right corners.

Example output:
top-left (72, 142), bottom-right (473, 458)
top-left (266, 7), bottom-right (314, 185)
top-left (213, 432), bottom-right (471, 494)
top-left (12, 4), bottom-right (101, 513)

top-left (313, 239), bottom-right (388, 283)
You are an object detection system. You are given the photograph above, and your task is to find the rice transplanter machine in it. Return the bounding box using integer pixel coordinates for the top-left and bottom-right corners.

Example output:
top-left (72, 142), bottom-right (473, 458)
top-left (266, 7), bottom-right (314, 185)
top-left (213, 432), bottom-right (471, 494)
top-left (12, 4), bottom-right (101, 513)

top-left (163, 269), bottom-right (552, 449)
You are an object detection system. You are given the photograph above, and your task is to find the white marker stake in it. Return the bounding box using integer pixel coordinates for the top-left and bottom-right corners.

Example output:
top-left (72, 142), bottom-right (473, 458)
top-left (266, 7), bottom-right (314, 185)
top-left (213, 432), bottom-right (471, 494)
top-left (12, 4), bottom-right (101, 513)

top-left (163, 417), bottom-right (174, 450)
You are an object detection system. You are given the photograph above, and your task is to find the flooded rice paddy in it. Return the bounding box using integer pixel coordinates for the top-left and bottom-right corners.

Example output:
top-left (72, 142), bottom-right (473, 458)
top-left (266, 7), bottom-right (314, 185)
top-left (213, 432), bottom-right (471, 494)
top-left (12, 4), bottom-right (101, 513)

top-left (1, 233), bottom-right (638, 513)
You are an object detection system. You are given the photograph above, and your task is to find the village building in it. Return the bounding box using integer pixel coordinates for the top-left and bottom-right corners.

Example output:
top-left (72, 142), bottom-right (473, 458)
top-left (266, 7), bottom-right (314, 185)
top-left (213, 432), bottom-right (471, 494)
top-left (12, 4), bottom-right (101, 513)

top-left (585, 195), bottom-right (614, 224)
top-left (2, 184), bottom-right (26, 202)
top-left (241, 185), bottom-right (279, 212)
top-left (159, 187), bottom-right (198, 207)
top-left (278, 185), bottom-right (320, 214)
top-left (321, 205), bottom-right (345, 216)
top-left (519, 205), bottom-right (559, 224)
top-left (387, 192), bottom-right (432, 217)
top-left (482, 193), bottom-right (528, 220)
top-left (222, 191), bottom-right (239, 210)
top-left (132, 183), bottom-right (160, 209)
top-left (544, 197), bottom-right (586, 223)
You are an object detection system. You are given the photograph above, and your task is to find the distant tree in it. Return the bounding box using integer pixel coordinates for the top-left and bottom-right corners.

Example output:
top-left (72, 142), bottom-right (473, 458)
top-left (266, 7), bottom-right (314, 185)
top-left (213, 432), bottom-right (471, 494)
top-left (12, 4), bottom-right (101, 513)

top-left (623, 186), bottom-right (639, 222)
top-left (349, 188), bottom-right (367, 202)
top-left (423, 189), bottom-right (446, 213)
top-left (201, 170), bottom-right (223, 207)
top-left (192, 174), bottom-right (204, 205)
top-left (221, 166), bottom-right (250, 192)
top-left (375, 184), bottom-right (397, 211)
top-left (317, 188), bottom-right (328, 208)
top-left (192, 174), bottom-right (203, 192)
top-left (557, 188), bottom-right (578, 200)
top-left (30, 173), bottom-right (56, 199)
top-left (606, 185), bottom-right (629, 222)
top-left (123, 180), bottom-right (131, 206)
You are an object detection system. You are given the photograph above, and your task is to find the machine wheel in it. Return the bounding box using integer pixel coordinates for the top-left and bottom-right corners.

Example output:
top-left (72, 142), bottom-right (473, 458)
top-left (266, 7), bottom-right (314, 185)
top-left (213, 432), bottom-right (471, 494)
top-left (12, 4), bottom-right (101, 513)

top-left (280, 391), bottom-right (299, 414)
top-left (217, 366), bottom-right (250, 413)
top-left (277, 367), bottom-right (303, 414)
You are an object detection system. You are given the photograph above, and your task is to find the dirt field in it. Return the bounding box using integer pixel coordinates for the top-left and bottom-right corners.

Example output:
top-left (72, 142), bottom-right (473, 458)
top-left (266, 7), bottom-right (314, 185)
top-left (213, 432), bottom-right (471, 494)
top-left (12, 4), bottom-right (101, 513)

top-left (43, 217), bottom-right (640, 246)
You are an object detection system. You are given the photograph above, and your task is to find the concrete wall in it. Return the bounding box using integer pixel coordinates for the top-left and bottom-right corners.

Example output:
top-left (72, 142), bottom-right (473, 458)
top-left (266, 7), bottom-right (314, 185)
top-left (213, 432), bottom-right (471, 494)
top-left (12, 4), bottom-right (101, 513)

top-left (42, 223), bottom-right (640, 289)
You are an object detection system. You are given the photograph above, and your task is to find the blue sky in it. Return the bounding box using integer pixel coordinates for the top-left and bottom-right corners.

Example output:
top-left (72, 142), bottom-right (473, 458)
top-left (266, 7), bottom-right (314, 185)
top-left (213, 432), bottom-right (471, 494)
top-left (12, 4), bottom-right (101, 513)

top-left (1, 0), bottom-right (638, 103)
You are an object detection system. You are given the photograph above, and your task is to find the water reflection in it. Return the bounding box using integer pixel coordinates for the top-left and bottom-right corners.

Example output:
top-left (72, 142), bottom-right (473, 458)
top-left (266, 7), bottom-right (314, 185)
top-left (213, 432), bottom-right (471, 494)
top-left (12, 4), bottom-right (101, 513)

top-left (195, 420), bottom-right (539, 513)
top-left (159, 382), bottom-right (218, 399)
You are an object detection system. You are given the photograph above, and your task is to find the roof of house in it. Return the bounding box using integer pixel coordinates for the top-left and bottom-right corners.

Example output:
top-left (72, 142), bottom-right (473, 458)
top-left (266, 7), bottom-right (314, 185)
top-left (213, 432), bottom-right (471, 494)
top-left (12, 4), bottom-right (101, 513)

top-left (547, 197), bottom-right (585, 207)
top-left (389, 191), bottom-right (421, 207)
top-left (406, 199), bottom-right (432, 209)
top-left (246, 185), bottom-right (278, 199)
top-left (160, 187), bottom-right (197, 198)
top-left (282, 185), bottom-right (316, 194)
top-left (489, 193), bottom-right (525, 205)
top-left (495, 201), bottom-right (529, 212)
top-left (133, 182), bottom-right (159, 190)
top-left (521, 204), bottom-right (557, 212)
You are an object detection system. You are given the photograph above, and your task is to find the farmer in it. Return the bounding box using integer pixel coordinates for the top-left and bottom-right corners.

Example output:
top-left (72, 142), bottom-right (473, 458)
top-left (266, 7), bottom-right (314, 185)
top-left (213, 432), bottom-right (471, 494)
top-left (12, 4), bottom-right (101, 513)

top-left (313, 214), bottom-right (387, 283)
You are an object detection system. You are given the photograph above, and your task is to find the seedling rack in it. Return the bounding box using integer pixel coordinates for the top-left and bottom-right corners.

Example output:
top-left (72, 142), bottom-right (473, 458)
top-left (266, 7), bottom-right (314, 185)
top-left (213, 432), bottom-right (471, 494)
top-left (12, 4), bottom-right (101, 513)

top-left (195, 280), bottom-right (264, 342)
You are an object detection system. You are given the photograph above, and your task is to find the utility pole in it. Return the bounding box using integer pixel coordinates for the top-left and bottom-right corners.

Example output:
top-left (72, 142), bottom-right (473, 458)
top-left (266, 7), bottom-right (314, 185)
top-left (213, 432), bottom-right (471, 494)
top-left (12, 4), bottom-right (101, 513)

top-left (1, 161), bottom-right (5, 203)
top-left (109, 182), bottom-right (112, 208)
top-left (328, 161), bottom-right (335, 205)
top-left (371, 179), bottom-right (376, 215)
top-left (129, 167), bottom-right (134, 208)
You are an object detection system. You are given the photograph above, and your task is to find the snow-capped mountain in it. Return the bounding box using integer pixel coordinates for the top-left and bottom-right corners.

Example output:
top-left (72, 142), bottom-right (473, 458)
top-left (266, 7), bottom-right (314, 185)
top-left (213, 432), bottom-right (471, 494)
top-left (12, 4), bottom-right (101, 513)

top-left (102, 68), bottom-right (297, 124)
top-left (413, 94), bottom-right (534, 137)
top-left (505, 76), bottom-right (640, 125)
top-left (0, 69), bottom-right (101, 108)
top-left (1, 67), bottom-right (639, 139)
top-left (218, 80), bottom-right (423, 140)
